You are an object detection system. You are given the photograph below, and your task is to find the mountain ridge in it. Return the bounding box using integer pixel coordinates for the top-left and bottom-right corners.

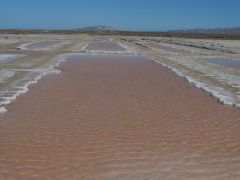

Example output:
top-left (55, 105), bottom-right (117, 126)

top-left (76, 25), bottom-right (118, 32)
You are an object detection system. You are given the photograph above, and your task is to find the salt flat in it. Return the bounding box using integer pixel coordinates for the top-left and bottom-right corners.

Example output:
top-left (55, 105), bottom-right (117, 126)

top-left (0, 33), bottom-right (240, 179)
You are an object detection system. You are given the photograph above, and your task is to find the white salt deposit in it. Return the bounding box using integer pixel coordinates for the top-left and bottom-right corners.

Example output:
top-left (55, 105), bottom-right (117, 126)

top-left (0, 53), bottom-right (72, 113)
top-left (152, 58), bottom-right (240, 107)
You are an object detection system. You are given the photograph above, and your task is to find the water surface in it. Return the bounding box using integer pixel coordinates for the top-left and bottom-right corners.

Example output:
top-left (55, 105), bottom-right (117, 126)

top-left (0, 54), bottom-right (240, 179)
top-left (20, 40), bottom-right (62, 50)
top-left (85, 41), bottom-right (126, 52)
top-left (0, 54), bottom-right (26, 64)
top-left (202, 57), bottom-right (240, 69)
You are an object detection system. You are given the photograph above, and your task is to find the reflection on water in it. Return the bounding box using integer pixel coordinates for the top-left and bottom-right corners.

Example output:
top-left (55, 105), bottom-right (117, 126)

top-left (27, 41), bottom-right (61, 49)
top-left (0, 54), bottom-right (26, 64)
top-left (20, 41), bottom-right (62, 50)
top-left (85, 41), bottom-right (126, 52)
top-left (202, 57), bottom-right (240, 69)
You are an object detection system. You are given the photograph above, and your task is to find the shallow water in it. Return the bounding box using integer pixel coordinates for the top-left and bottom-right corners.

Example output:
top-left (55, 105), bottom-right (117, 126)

top-left (85, 41), bottom-right (126, 52)
top-left (19, 41), bottom-right (61, 50)
top-left (0, 54), bottom-right (26, 64)
top-left (0, 54), bottom-right (240, 179)
top-left (202, 57), bottom-right (240, 69)
top-left (0, 54), bottom-right (67, 114)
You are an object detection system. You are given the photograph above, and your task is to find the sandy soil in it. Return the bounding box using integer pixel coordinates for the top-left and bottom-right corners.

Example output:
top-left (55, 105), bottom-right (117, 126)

top-left (0, 54), bottom-right (240, 179)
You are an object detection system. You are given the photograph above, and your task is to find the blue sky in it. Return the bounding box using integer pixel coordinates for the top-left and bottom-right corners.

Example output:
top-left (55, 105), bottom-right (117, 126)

top-left (0, 0), bottom-right (240, 31)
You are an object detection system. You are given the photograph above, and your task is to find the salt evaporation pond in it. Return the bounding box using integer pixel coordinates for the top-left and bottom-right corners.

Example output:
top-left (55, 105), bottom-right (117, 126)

top-left (85, 41), bottom-right (126, 52)
top-left (0, 54), bottom-right (27, 64)
top-left (0, 53), bottom-right (68, 113)
top-left (202, 57), bottom-right (240, 70)
top-left (145, 43), bottom-right (187, 54)
top-left (18, 40), bottom-right (62, 50)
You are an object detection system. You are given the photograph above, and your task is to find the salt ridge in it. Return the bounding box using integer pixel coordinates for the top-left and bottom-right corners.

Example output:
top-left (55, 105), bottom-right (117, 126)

top-left (0, 54), bottom-right (71, 113)
top-left (152, 58), bottom-right (240, 107)
top-left (18, 41), bottom-right (68, 51)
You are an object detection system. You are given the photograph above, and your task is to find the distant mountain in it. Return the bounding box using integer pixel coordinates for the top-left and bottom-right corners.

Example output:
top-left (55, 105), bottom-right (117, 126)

top-left (169, 27), bottom-right (240, 35)
top-left (76, 25), bottom-right (118, 32)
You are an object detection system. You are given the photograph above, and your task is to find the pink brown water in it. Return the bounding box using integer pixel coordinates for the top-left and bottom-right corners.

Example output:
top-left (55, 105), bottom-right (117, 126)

top-left (0, 55), bottom-right (240, 179)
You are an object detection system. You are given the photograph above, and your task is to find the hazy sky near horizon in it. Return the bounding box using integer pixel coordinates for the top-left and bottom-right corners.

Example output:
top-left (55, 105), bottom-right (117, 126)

top-left (0, 0), bottom-right (240, 31)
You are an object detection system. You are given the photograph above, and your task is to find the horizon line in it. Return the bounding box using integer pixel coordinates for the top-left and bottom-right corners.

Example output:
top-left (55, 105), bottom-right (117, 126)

top-left (0, 26), bottom-right (240, 32)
